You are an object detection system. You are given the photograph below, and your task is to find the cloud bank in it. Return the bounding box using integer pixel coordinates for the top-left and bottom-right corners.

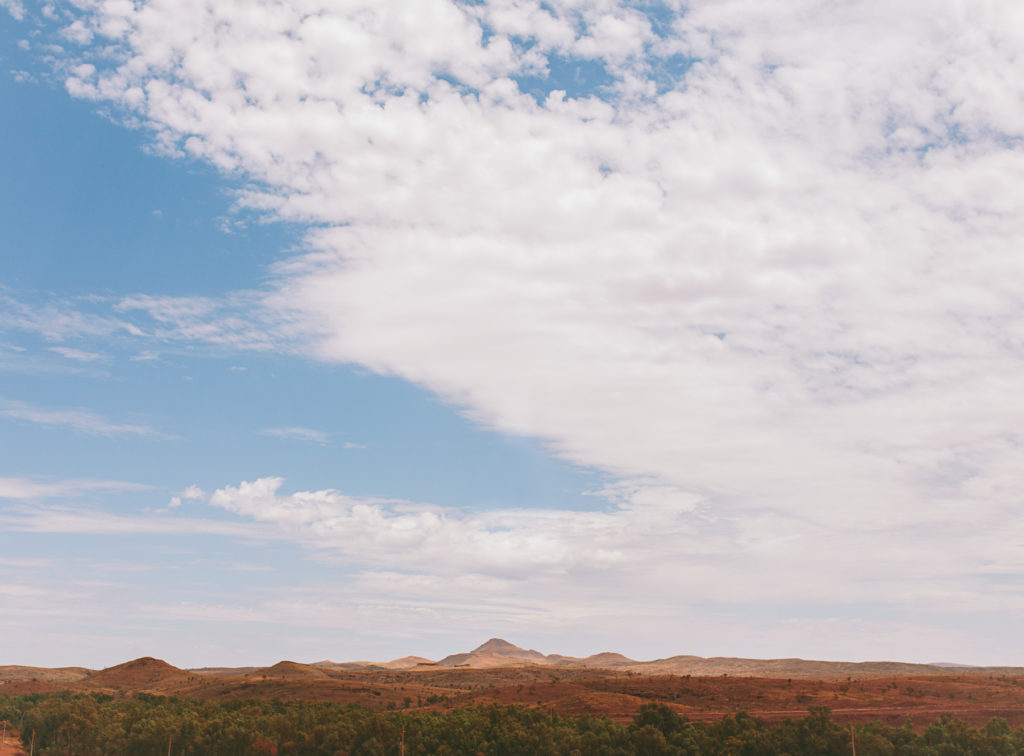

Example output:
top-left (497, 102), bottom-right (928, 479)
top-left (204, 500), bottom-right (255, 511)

top-left (17, 0), bottom-right (1024, 657)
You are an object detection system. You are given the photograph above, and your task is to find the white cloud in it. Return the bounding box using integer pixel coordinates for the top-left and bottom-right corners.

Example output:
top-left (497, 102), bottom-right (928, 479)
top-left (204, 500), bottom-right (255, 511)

top-left (95, 472), bottom-right (1014, 663)
top-left (257, 426), bottom-right (329, 444)
top-left (0, 505), bottom-right (274, 539)
top-left (0, 292), bottom-right (282, 358)
top-left (35, 0), bottom-right (1024, 658)
top-left (0, 398), bottom-right (172, 438)
top-left (61, 20), bottom-right (94, 45)
top-left (0, 0), bottom-right (25, 21)
top-left (0, 294), bottom-right (142, 341)
top-left (48, 346), bottom-right (104, 362)
top-left (209, 476), bottom-right (673, 578)
top-left (206, 476), bottom-right (1024, 616)
top-left (168, 484), bottom-right (205, 507)
top-left (115, 294), bottom-right (278, 351)
top-left (0, 477), bottom-right (148, 500)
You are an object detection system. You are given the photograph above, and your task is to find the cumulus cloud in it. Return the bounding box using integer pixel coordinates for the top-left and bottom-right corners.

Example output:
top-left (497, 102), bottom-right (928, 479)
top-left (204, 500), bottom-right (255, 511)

top-left (209, 476), bottom-right (674, 577)
top-left (168, 484), bottom-right (205, 508)
top-left (192, 475), bottom-right (1024, 663)
top-left (0, 0), bottom-right (25, 21)
top-left (33, 0), bottom-right (1024, 654)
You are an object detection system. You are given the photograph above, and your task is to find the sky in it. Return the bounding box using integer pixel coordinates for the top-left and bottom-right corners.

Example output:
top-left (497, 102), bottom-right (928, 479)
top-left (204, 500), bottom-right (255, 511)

top-left (2, 0), bottom-right (1024, 669)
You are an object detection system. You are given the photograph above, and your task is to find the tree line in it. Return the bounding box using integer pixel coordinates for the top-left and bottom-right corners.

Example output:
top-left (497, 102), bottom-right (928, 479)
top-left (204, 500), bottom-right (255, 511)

top-left (2, 692), bottom-right (1022, 755)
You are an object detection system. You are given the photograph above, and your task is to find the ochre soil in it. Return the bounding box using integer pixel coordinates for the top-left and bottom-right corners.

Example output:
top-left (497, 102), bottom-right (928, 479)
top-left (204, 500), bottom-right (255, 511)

top-left (5, 658), bottom-right (1024, 730)
top-left (0, 729), bottom-right (26, 756)
top-left (438, 673), bottom-right (1024, 729)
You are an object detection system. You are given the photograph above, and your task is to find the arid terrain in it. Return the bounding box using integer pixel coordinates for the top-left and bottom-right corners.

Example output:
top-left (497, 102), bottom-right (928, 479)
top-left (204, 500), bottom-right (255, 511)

top-left (5, 639), bottom-right (1024, 730)
top-left (0, 725), bottom-right (25, 756)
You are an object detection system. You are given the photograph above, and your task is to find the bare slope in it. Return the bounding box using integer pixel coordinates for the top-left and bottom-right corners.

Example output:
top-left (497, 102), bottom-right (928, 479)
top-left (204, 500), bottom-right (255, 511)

top-left (417, 639), bottom-right (1013, 680)
top-left (82, 657), bottom-right (193, 692)
top-left (0, 665), bottom-right (91, 684)
top-left (258, 661), bottom-right (331, 679)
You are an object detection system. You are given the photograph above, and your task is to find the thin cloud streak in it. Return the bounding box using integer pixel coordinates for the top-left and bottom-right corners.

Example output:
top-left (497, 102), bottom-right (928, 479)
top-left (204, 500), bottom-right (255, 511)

top-left (48, 346), bottom-right (105, 362)
top-left (0, 505), bottom-right (278, 539)
top-left (0, 477), bottom-right (150, 500)
top-left (257, 426), bottom-right (329, 444)
top-left (0, 398), bottom-right (173, 438)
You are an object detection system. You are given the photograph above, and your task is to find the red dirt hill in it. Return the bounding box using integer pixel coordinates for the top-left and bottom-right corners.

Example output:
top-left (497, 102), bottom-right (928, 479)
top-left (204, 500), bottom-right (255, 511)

top-left (439, 638), bottom-right (549, 667)
top-left (83, 657), bottom-right (189, 691)
top-left (258, 661), bottom-right (330, 679)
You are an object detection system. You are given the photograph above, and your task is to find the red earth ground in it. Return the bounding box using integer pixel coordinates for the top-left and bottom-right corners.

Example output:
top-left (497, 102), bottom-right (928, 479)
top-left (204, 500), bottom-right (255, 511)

top-left (0, 728), bottom-right (25, 756)
top-left (5, 657), bottom-right (1024, 731)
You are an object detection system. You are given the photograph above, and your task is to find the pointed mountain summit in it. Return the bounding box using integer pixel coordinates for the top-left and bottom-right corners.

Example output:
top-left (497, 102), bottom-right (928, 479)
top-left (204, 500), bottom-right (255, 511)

top-left (439, 639), bottom-right (549, 667)
top-left (472, 638), bottom-right (535, 656)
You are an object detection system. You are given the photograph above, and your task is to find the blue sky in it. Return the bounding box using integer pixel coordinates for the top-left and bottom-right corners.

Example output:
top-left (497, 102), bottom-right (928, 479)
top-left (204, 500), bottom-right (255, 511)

top-left (0, 29), bottom-right (604, 509)
top-left (3, 0), bottom-right (1024, 668)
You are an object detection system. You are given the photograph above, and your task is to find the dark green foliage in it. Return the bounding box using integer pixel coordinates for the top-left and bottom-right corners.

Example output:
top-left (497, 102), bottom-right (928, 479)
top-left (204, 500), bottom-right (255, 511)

top-left (3, 694), bottom-right (1023, 755)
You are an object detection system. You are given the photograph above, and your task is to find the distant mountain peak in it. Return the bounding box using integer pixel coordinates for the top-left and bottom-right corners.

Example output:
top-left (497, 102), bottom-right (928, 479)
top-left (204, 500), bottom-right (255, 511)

top-left (107, 657), bottom-right (178, 672)
top-left (472, 638), bottom-right (525, 655)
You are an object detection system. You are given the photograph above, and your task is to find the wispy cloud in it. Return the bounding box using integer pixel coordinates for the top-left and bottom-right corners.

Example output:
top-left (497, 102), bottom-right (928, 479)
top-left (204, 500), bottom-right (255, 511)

top-left (0, 398), bottom-right (172, 438)
top-left (0, 293), bottom-right (141, 341)
top-left (115, 294), bottom-right (279, 351)
top-left (0, 291), bottom-right (282, 358)
top-left (48, 346), bottom-right (105, 362)
top-left (257, 426), bottom-right (329, 444)
top-left (0, 505), bottom-right (275, 539)
top-left (0, 557), bottom-right (53, 568)
top-left (0, 477), bottom-right (149, 500)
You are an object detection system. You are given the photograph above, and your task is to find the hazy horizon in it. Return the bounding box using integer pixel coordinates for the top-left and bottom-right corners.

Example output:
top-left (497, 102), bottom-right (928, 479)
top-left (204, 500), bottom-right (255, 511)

top-left (0, 635), bottom-right (1001, 672)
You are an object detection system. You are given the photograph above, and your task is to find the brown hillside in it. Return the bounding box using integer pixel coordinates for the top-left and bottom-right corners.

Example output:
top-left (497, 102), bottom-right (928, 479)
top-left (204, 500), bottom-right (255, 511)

top-left (632, 655), bottom-right (956, 680)
top-left (83, 657), bottom-right (190, 691)
top-left (584, 653), bottom-right (636, 666)
top-left (472, 638), bottom-right (544, 659)
top-left (0, 665), bottom-right (91, 684)
top-left (190, 666), bottom-right (258, 677)
top-left (312, 661), bottom-right (383, 671)
top-left (8, 655), bottom-right (1024, 730)
top-left (259, 661), bottom-right (330, 679)
top-left (437, 652), bottom-right (472, 667)
top-left (0, 679), bottom-right (67, 696)
top-left (424, 639), bottom-right (1024, 678)
top-left (439, 638), bottom-right (548, 667)
top-left (380, 656), bottom-right (435, 670)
